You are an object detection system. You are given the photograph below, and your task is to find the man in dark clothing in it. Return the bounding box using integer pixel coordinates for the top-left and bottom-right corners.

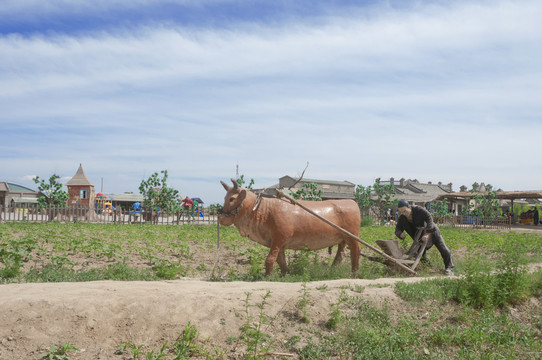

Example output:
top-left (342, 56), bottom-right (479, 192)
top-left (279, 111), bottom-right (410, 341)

top-left (394, 199), bottom-right (455, 275)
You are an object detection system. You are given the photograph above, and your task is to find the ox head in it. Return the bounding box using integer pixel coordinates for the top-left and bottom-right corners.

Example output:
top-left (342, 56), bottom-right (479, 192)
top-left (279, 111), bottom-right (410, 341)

top-left (218, 178), bottom-right (247, 226)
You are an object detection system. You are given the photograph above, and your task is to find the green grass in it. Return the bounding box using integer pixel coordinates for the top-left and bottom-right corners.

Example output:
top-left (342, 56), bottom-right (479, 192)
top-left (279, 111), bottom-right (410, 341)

top-left (2, 222), bottom-right (542, 359)
top-left (1, 222), bottom-right (542, 283)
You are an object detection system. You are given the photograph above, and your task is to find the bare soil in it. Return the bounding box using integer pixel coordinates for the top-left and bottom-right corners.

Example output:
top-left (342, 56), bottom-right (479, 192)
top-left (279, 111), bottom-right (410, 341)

top-left (0, 274), bottom-right (450, 360)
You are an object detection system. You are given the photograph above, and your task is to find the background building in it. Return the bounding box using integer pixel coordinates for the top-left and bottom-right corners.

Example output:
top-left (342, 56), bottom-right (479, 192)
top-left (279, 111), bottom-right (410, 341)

top-left (66, 164), bottom-right (95, 207)
top-left (255, 175), bottom-right (356, 200)
top-left (0, 182), bottom-right (39, 208)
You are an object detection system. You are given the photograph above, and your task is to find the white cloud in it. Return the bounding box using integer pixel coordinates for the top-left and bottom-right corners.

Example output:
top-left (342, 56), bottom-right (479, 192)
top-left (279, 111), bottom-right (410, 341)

top-left (1, 0), bottom-right (542, 204)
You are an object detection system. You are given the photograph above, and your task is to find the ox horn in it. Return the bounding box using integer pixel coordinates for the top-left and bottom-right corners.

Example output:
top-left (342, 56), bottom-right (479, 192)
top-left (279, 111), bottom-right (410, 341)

top-left (231, 178), bottom-right (239, 191)
top-left (220, 180), bottom-right (231, 191)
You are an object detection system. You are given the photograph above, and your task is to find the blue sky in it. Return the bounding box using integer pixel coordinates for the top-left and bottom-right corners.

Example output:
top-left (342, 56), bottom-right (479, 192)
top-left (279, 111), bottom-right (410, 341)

top-left (1, 0), bottom-right (541, 205)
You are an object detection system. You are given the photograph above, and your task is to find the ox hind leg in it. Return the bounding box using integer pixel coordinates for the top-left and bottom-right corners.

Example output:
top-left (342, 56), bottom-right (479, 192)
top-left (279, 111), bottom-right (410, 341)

top-left (265, 246), bottom-right (289, 276)
top-left (331, 240), bottom-right (361, 274)
top-left (332, 241), bottom-right (346, 266)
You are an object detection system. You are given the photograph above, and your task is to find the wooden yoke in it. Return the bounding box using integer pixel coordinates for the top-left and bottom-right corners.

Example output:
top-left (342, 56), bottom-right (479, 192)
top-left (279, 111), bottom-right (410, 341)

top-left (275, 189), bottom-right (417, 276)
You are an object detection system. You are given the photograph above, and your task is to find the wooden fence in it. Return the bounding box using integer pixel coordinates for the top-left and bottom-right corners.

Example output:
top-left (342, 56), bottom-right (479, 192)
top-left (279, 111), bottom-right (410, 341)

top-left (373, 213), bottom-right (511, 230)
top-left (0, 204), bottom-right (218, 225)
top-left (0, 205), bottom-right (511, 230)
top-left (433, 215), bottom-right (511, 230)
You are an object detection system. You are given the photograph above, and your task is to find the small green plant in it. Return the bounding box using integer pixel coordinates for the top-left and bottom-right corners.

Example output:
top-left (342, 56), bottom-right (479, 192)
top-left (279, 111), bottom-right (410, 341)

top-left (170, 321), bottom-right (201, 358)
top-left (0, 236), bottom-right (38, 280)
top-left (115, 341), bottom-right (148, 359)
top-left (316, 284), bottom-right (328, 291)
top-left (297, 282), bottom-right (312, 323)
top-left (153, 260), bottom-right (186, 280)
top-left (325, 302), bottom-right (344, 330)
top-left (39, 343), bottom-right (79, 360)
top-left (239, 248), bottom-right (265, 280)
top-left (116, 323), bottom-right (216, 360)
top-left (239, 290), bottom-right (275, 359)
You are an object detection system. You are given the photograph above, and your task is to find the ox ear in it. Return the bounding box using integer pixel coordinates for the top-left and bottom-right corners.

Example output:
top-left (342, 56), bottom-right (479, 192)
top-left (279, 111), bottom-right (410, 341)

top-left (237, 189), bottom-right (247, 203)
top-left (231, 178), bottom-right (239, 191)
top-left (220, 180), bottom-right (231, 192)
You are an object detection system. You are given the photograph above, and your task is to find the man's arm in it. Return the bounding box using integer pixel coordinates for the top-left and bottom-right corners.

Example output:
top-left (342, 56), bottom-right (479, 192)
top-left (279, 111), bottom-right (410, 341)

top-left (395, 216), bottom-right (407, 239)
top-left (416, 207), bottom-right (437, 233)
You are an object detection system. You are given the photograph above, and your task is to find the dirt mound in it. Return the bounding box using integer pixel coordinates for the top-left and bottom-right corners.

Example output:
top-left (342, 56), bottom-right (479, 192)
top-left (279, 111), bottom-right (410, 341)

top-left (0, 276), bottom-right (432, 359)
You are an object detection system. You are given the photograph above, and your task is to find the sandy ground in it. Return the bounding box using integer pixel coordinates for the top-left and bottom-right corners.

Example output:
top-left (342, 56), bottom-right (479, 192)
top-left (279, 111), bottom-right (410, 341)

top-left (0, 275), bottom-right (442, 360)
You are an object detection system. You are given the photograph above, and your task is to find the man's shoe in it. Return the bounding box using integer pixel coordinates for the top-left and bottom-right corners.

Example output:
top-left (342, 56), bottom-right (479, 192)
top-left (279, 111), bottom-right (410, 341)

top-left (445, 268), bottom-right (454, 276)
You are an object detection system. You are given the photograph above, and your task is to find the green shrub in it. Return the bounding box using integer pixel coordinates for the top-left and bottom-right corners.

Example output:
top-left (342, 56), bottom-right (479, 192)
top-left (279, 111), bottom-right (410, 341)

top-left (153, 260), bottom-right (186, 280)
top-left (395, 251), bottom-right (531, 310)
top-left (361, 216), bottom-right (374, 227)
top-left (527, 268), bottom-right (542, 296)
top-left (24, 263), bottom-right (158, 282)
top-left (453, 244), bottom-right (529, 308)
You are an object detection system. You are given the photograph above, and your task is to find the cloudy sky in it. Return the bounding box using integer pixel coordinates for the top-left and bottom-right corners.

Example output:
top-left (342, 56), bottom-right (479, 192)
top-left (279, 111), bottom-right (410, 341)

top-left (1, 0), bottom-right (541, 205)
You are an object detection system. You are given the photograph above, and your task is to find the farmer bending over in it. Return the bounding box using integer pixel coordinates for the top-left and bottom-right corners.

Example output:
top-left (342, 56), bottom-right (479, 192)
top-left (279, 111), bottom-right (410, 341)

top-left (395, 199), bottom-right (454, 276)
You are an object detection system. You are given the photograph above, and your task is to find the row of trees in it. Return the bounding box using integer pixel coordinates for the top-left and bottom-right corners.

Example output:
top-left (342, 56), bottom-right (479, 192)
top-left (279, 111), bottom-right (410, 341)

top-left (30, 171), bottom-right (511, 220)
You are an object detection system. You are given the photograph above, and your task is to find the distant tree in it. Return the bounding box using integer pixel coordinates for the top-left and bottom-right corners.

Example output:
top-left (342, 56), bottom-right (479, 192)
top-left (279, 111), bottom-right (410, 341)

top-left (138, 170), bottom-right (181, 215)
top-left (236, 175), bottom-right (255, 190)
top-left (209, 203), bottom-right (223, 215)
top-left (355, 178), bottom-right (396, 221)
top-left (429, 198), bottom-right (450, 217)
top-left (354, 184), bottom-right (372, 214)
top-left (291, 182), bottom-right (322, 201)
top-left (464, 190), bottom-right (501, 218)
top-left (32, 174), bottom-right (69, 209)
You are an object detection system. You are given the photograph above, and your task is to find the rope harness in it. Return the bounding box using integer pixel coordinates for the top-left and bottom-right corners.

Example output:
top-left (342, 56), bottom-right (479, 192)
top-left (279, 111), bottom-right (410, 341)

top-left (217, 204), bottom-right (243, 216)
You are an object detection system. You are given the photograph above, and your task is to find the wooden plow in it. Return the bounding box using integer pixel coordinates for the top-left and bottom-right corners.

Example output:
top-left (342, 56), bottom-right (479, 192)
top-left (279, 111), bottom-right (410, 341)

top-left (370, 227), bottom-right (427, 273)
top-left (276, 190), bottom-right (421, 276)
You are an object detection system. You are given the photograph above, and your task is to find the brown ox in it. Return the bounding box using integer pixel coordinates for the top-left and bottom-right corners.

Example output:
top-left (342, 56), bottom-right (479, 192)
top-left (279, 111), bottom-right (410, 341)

top-left (218, 179), bottom-right (361, 276)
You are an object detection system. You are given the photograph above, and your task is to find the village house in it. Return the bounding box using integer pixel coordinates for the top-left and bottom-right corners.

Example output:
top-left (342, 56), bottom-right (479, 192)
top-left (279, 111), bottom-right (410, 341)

top-left (381, 177), bottom-right (455, 211)
top-left (66, 164), bottom-right (96, 207)
top-left (0, 182), bottom-right (39, 209)
top-left (254, 175), bottom-right (356, 200)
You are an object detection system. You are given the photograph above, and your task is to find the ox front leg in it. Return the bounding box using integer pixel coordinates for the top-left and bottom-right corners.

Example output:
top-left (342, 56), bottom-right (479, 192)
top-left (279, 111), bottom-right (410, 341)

top-left (276, 249), bottom-right (289, 276)
top-left (265, 246), bottom-right (281, 276)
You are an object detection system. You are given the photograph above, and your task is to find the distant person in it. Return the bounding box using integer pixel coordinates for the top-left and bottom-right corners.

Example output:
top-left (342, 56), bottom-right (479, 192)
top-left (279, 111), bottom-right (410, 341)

top-left (534, 208), bottom-right (539, 226)
top-left (394, 200), bottom-right (455, 276)
top-left (181, 196), bottom-right (194, 208)
top-left (192, 198), bottom-right (200, 217)
top-left (181, 196), bottom-right (194, 218)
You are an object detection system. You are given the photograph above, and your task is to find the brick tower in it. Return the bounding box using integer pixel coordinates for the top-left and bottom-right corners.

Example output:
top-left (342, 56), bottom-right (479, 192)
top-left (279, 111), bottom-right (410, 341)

top-left (66, 164), bottom-right (95, 206)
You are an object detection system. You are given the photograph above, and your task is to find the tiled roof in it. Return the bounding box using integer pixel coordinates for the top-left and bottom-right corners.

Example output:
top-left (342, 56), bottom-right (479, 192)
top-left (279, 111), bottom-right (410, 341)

top-left (280, 176), bottom-right (355, 186)
top-left (0, 182), bottom-right (9, 191)
top-left (0, 182), bottom-right (36, 192)
top-left (66, 164), bottom-right (94, 186)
